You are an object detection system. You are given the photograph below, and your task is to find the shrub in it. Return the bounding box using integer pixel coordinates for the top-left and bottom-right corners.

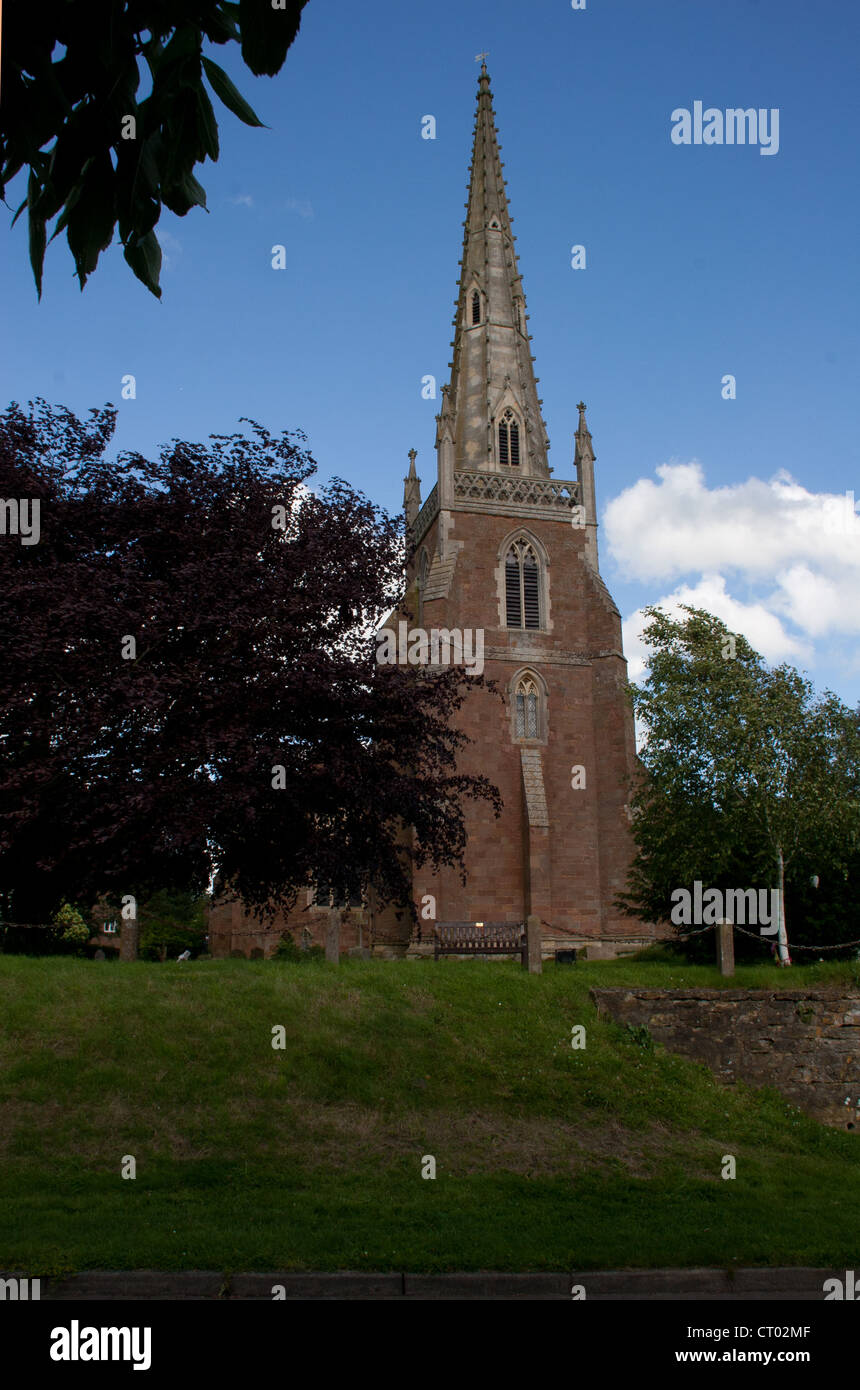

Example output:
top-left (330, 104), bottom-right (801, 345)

top-left (53, 902), bottom-right (90, 946)
top-left (272, 933), bottom-right (325, 962)
top-left (273, 934), bottom-right (303, 961)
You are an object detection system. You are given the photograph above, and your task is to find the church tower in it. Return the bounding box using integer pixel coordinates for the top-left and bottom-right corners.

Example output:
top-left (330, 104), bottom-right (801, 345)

top-left (402, 63), bottom-right (646, 955)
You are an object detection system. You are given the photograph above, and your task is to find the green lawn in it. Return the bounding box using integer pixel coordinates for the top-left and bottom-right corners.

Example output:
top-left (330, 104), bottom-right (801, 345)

top-left (0, 954), bottom-right (858, 1274)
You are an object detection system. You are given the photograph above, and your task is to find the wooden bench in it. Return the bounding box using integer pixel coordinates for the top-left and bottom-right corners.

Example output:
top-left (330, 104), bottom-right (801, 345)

top-left (433, 921), bottom-right (526, 961)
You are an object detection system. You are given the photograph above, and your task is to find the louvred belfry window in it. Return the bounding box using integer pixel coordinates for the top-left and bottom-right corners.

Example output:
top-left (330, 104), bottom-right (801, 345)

top-left (505, 551), bottom-right (520, 625)
top-left (522, 552), bottom-right (539, 625)
top-left (471, 290), bottom-right (481, 324)
top-left (505, 539), bottom-right (541, 629)
top-left (499, 408), bottom-right (520, 467)
top-left (515, 676), bottom-right (540, 738)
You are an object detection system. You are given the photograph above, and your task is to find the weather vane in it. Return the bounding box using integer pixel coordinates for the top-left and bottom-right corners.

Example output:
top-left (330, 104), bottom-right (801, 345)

top-left (475, 51), bottom-right (489, 64)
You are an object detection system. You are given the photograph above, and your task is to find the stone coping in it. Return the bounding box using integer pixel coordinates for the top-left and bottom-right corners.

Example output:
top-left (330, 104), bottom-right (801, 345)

top-left (592, 987), bottom-right (856, 1001)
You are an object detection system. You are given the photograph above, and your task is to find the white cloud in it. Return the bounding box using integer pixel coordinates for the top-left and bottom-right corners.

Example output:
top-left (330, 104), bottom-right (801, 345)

top-left (773, 564), bottom-right (860, 637)
top-left (605, 462), bottom-right (859, 589)
top-left (622, 577), bottom-right (811, 684)
top-left (229, 194), bottom-right (255, 207)
top-left (606, 463), bottom-right (860, 677)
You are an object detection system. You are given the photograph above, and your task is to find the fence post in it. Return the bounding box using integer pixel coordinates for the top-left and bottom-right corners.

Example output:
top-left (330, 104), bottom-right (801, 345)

top-left (716, 919), bottom-right (734, 978)
top-left (119, 906), bottom-right (138, 962)
top-left (325, 907), bottom-right (341, 965)
top-left (524, 915), bottom-right (543, 975)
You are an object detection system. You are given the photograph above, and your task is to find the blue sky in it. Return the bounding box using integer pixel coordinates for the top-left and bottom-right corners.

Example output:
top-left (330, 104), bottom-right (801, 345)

top-left (2, 0), bottom-right (858, 703)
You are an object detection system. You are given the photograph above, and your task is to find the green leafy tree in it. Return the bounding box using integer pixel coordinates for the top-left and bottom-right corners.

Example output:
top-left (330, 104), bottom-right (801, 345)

top-left (621, 606), bottom-right (860, 962)
top-left (136, 888), bottom-right (207, 960)
top-left (1, 0), bottom-right (308, 297)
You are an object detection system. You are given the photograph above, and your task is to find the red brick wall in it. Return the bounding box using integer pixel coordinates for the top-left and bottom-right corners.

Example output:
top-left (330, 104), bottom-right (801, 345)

top-left (410, 505), bottom-right (647, 945)
top-left (208, 896), bottom-right (368, 959)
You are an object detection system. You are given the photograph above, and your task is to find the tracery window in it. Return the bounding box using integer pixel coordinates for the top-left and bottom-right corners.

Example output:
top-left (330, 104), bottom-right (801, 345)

top-left (505, 538), bottom-right (540, 628)
top-left (515, 675), bottom-right (540, 739)
top-left (471, 290), bottom-right (481, 325)
top-left (498, 408), bottom-right (520, 467)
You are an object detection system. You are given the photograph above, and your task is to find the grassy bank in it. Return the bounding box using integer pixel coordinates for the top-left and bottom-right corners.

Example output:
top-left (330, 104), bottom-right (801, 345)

top-left (0, 955), bottom-right (857, 1273)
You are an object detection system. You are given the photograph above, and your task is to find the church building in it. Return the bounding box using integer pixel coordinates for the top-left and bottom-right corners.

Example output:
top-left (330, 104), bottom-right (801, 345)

top-left (209, 63), bottom-right (650, 960)
top-left (390, 61), bottom-right (647, 958)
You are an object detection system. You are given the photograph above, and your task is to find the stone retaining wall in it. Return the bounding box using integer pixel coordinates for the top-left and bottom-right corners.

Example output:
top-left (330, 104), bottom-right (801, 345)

top-left (591, 988), bottom-right (860, 1129)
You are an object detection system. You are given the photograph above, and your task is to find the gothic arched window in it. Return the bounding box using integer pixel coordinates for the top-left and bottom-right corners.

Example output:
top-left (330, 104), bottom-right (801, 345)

top-left (505, 538), bottom-right (541, 629)
top-left (471, 290), bottom-right (481, 325)
top-left (499, 408), bottom-right (520, 467)
top-left (315, 880), bottom-right (361, 909)
top-left (515, 674), bottom-right (540, 739)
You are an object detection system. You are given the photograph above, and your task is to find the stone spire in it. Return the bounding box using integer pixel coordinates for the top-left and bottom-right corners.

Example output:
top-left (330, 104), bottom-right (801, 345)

top-left (403, 448), bottom-right (421, 530)
top-left (574, 401), bottom-right (599, 570)
top-left (439, 63), bottom-right (550, 477)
